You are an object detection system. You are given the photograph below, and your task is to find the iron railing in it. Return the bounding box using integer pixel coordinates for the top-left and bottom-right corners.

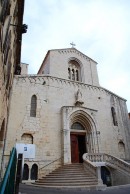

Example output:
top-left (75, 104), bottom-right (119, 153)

top-left (0, 147), bottom-right (17, 194)
top-left (39, 157), bottom-right (63, 171)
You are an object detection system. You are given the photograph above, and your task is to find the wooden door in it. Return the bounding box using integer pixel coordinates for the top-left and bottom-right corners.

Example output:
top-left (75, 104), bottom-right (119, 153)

top-left (71, 134), bottom-right (79, 163)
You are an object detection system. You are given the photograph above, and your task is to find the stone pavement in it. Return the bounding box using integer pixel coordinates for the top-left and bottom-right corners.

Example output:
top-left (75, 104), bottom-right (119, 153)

top-left (19, 183), bottom-right (130, 194)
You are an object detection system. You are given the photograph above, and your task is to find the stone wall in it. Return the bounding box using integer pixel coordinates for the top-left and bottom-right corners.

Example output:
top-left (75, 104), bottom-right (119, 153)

top-left (4, 75), bottom-right (130, 177)
top-left (111, 169), bottom-right (130, 186)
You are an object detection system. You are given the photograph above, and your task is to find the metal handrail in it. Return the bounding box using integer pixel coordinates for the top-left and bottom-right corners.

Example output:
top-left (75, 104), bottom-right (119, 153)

top-left (0, 147), bottom-right (17, 194)
top-left (39, 157), bottom-right (63, 170)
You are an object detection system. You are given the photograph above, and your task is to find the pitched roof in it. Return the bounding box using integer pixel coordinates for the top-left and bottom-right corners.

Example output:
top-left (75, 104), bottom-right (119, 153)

top-left (37, 47), bottom-right (97, 74)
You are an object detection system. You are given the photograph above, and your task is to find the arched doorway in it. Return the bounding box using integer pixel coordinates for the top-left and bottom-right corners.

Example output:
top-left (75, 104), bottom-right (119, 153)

top-left (101, 166), bottom-right (111, 186)
top-left (22, 164), bottom-right (29, 180)
top-left (31, 164), bottom-right (38, 180)
top-left (71, 134), bottom-right (86, 163)
top-left (69, 110), bottom-right (98, 163)
top-left (70, 122), bottom-right (86, 163)
top-left (62, 108), bottom-right (98, 164)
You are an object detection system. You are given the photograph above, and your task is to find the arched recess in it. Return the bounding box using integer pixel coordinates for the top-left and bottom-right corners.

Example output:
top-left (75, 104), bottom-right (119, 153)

top-left (111, 107), bottom-right (118, 126)
top-left (118, 141), bottom-right (125, 159)
top-left (0, 119), bottom-right (5, 141)
top-left (31, 164), bottom-right (38, 180)
top-left (68, 57), bottom-right (84, 82)
top-left (101, 166), bottom-right (112, 186)
top-left (21, 133), bottom-right (33, 144)
top-left (22, 163), bottom-right (29, 180)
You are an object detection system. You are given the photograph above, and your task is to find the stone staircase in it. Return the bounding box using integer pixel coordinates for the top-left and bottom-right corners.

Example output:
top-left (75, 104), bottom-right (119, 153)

top-left (33, 163), bottom-right (99, 188)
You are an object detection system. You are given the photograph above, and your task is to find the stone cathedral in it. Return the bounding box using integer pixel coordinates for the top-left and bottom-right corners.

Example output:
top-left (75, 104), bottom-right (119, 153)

top-left (4, 48), bottom-right (130, 185)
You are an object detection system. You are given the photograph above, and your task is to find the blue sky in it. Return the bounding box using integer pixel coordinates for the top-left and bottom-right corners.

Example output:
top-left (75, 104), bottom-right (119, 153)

top-left (21, 0), bottom-right (130, 112)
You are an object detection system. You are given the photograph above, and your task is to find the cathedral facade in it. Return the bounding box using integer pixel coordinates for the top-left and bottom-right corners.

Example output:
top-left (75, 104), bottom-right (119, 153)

top-left (4, 48), bottom-right (130, 181)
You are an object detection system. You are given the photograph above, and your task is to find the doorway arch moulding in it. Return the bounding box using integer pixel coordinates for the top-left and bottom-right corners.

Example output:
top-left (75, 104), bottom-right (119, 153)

top-left (61, 106), bottom-right (100, 164)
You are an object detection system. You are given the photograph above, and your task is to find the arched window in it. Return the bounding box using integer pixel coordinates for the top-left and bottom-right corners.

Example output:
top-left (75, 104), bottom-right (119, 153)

top-left (30, 95), bottom-right (37, 117)
top-left (76, 70), bottom-right (79, 81)
top-left (31, 164), bottom-right (38, 180)
top-left (21, 133), bottom-right (33, 144)
top-left (22, 164), bottom-right (29, 180)
top-left (0, 119), bottom-right (5, 141)
top-left (68, 60), bottom-right (81, 82)
top-left (68, 68), bottom-right (71, 79)
top-left (71, 122), bottom-right (85, 130)
top-left (118, 141), bottom-right (125, 159)
top-left (111, 107), bottom-right (118, 126)
top-left (72, 69), bottom-right (75, 80)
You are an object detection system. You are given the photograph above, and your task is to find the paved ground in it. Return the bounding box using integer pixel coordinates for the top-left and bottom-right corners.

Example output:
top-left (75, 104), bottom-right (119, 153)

top-left (19, 183), bottom-right (130, 194)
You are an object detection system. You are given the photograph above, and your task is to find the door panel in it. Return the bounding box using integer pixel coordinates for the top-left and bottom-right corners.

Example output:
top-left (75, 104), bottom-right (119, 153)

top-left (71, 134), bottom-right (79, 163)
top-left (78, 135), bottom-right (86, 163)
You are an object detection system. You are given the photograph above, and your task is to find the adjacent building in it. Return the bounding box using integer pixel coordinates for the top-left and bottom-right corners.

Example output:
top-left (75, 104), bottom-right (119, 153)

top-left (0, 0), bottom-right (25, 178)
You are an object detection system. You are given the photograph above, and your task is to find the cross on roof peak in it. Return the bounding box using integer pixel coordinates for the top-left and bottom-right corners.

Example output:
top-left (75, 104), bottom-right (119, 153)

top-left (70, 42), bottom-right (76, 48)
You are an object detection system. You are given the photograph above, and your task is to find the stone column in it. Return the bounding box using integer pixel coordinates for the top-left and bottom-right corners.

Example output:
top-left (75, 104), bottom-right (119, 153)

top-left (62, 107), bottom-right (71, 164)
top-left (96, 166), bottom-right (103, 186)
top-left (62, 129), bottom-right (71, 164)
top-left (26, 164), bottom-right (31, 182)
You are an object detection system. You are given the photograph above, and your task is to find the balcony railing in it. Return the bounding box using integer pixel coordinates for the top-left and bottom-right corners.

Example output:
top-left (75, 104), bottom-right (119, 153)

top-left (83, 153), bottom-right (130, 176)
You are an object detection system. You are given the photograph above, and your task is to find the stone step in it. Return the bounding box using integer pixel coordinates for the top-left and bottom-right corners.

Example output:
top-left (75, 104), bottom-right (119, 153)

top-left (54, 167), bottom-right (84, 170)
top-left (50, 168), bottom-right (90, 173)
top-left (57, 165), bottom-right (83, 168)
top-left (43, 176), bottom-right (94, 180)
top-left (54, 165), bottom-right (84, 170)
top-left (30, 185), bottom-right (100, 189)
top-left (33, 181), bottom-right (98, 186)
top-left (37, 177), bottom-right (97, 182)
top-left (53, 169), bottom-right (87, 173)
top-left (33, 163), bottom-right (99, 188)
top-left (45, 174), bottom-right (93, 178)
top-left (36, 180), bottom-right (97, 184)
top-left (49, 171), bottom-right (91, 175)
top-left (42, 175), bottom-right (95, 180)
top-left (54, 164), bottom-right (83, 169)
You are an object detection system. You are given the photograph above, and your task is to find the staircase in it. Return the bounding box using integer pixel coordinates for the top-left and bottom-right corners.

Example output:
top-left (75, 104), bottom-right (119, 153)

top-left (33, 163), bottom-right (99, 188)
top-left (84, 153), bottom-right (130, 177)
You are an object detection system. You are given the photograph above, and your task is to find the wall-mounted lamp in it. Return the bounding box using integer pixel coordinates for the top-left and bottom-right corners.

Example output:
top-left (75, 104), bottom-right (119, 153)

top-left (10, 23), bottom-right (28, 34)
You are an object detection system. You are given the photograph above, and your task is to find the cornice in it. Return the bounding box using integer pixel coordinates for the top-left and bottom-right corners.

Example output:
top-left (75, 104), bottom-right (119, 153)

top-left (61, 106), bottom-right (98, 113)
top-left (51, 48), bottom-right (97, 64)
top-left (14, 75), bottom-right (126, 101)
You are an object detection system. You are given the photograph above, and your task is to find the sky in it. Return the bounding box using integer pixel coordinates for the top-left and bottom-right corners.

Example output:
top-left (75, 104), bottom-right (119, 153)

top-left (21, 0), bottom-right (130, 112)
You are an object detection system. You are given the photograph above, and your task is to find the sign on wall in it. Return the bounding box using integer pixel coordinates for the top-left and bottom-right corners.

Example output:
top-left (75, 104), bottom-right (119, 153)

top-left (16, 143), bottom-right (35, 159)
